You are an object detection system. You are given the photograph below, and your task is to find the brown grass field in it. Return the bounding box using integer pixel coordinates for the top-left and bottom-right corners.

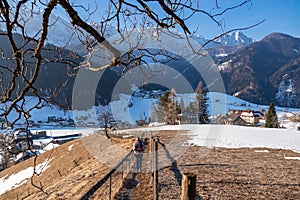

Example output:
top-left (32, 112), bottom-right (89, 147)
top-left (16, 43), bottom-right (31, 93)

top-left (0, 130), bottom-right (299, 199)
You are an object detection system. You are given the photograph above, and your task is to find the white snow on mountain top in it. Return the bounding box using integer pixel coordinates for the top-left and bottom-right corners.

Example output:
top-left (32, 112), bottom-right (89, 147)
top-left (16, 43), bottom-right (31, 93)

top-left (215, 31), bottom-right (255, 46)
top-left (24, 13), bottom-right (117, 50)
top-left (218, 31), bottom-right (254, 46)
top-left (188, 31), bottom-right (255, 48)
top-left (24, 14), bottom-right (80, 48)
top-left (19, 12), bottom-right (255, 51)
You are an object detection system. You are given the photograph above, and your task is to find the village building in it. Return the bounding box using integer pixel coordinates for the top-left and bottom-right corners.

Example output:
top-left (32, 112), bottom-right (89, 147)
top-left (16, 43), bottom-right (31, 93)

top-left (213, 109), bottom-right (264, 126)
top-left (212, 113), bottom-right (247, 126)
top-left (239, 110), bottom-right (264, 125)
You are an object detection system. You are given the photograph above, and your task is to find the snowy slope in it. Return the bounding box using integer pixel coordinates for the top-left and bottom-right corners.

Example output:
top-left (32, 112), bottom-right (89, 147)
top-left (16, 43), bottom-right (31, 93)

top-left (1, 124), bottom-right (299, 196)
top-left (0, 158), bottom-right (53, 195)
top-left (109, 92), bottom-right (299, 126)
top-left (1, 92), bottom-right (300, 129)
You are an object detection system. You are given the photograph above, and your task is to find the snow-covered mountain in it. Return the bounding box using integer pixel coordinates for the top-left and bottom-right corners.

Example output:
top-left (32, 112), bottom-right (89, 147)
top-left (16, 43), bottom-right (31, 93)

top-left (24, 13), bottom-right (118, 53)
top-left (24, 13), bottom-right (254, 56)
top-left (192, 31), bottom-right (254, 47)
top-left (215, 31), bottom-right (255, 46)
top-left (25, 14), bottom-right (80, 49)
top-left (191, 31), bottom-right (255, 59)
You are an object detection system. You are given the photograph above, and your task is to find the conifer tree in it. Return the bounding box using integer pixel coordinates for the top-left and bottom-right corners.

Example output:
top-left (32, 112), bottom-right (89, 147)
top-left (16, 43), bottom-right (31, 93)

top-left (156, 91), bottom-right (170, 122)
top-left (195, 81), bottom-right (209, 123)
top-left (265, 102), bottom-right (279, 128)
top-left (166, 88), bottom-right (178, 125)
top-left (180, 97), bottom-right (185, 112)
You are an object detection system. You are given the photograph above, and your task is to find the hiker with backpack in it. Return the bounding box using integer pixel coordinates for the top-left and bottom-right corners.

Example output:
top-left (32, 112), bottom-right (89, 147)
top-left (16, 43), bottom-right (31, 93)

top-left (133, 137), bottom-right (145, 172)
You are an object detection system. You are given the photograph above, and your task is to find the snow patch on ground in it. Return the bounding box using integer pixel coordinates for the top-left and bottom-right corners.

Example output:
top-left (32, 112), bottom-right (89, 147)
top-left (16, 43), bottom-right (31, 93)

top-left (114, 124), bottom-right (300, 153)
top-left (215, 53), bottom-right (228, 57)
top-left (68, 144), bottom-right (74, 151)
top-left (0, 158), bottom-right (53, 195)
top-left (254, 150), bottom-right (270, 153)
top-left (284, 156), bottom-right (300, 161)
top-left (43, 143), bottom-right (60, 151)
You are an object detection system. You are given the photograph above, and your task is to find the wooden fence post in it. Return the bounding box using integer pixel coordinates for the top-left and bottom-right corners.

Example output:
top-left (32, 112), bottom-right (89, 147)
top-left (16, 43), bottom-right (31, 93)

top-left (128, 155), bottom-right (131, 171)
top-left (109, 174), bottom-right (112, 200)
top-left (152, 137), bottom-right (159, 200)
top-left (181, 173), bottom-right (197, 200)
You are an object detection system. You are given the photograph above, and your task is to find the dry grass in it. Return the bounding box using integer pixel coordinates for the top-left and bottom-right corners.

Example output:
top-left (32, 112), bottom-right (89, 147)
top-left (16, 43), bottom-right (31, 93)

top-left (157, 146), bottom-right (300, 199)
top-left (1, 130), bottom-right (299, 200)
top-left (0, 134), bottom-right (134, 200)
top-left (115, 130), bottom-right (300, 200)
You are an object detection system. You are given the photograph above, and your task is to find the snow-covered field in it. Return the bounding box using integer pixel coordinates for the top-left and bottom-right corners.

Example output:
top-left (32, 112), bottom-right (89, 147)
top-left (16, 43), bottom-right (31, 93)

top-left (115, 124), bottom-right (300, 153)
top-left (186, 124), bottom-right (300, 153)
top-left (1, 92), bottom-right (299, 130)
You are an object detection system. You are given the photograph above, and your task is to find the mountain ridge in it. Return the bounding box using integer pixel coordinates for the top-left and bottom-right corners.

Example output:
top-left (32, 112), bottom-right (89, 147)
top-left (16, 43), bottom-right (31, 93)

top-left (1, 30), bottom-right (299, 108)
top-left (217, 32), bottom-right (300, 107)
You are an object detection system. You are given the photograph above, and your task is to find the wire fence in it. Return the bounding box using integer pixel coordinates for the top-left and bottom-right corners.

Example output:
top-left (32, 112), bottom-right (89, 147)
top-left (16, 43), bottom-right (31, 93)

top-left (109, 129), bottom-right (153, 139)
top-left (80, 150), bottom-right (136, 200)
top-left (79, 130), bottom-right (154, 199)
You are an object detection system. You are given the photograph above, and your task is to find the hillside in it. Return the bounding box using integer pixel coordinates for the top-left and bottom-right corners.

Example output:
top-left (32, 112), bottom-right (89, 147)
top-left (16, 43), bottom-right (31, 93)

top-left (217, 32), bottom-right (300, 107)
top-left (1, 125), bottom-right (299, 199)
top-left (2, 31), bottom-right (299, 109)
top-left (0, 134), bottom-right (133, 200)
top-left (0, 32), bottom-right (83, 108)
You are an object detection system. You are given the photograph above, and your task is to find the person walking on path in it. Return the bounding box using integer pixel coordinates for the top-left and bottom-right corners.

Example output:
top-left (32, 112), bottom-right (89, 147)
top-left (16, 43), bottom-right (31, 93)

top-left (133, 137), bottom-right (145, 172)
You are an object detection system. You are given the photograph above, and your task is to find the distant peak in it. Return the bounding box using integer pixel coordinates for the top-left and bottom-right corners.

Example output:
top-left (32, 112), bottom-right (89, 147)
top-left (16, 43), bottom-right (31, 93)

top-left (235, 31), bottom-right (243, 41)
top-left (262, 32), bottom-right (295, 41)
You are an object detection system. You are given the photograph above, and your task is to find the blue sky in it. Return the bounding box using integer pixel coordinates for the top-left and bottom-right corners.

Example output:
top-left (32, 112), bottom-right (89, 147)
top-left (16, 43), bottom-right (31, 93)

top-left (55, 0), bottom-right (300, 41)
top-left (186, 0), bottom-right (300, 40)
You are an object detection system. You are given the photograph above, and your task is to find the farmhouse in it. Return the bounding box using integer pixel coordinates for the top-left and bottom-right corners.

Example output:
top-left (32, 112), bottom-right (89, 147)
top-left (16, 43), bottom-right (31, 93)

top-left (213, 109), bottom-right (264, 126)
top-left (212, 113), bottom-right (247, 126)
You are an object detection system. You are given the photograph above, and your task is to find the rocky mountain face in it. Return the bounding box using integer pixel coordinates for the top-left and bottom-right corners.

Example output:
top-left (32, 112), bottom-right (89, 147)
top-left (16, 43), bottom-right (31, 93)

top-left (192, 31), bottom-right (255, 59)
top-left (216, 32), bottom-right (300, 107)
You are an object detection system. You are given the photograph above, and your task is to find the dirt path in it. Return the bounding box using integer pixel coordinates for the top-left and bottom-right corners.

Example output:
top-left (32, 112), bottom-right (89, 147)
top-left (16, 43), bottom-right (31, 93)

top-left (114, 136), bottom-right (153, 199)
top-left (115, 130), bottom-right (300, 200)
top-left (114, 130), bottom-right (185, 199)
top-left (115, 173), bottom-right (140, 199)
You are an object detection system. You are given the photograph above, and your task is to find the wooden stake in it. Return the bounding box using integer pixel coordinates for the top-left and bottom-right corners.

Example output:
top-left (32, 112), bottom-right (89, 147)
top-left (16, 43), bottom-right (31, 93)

top-left (153, 137), bottom-right (159, 200)
top-left (181, 173), bottom-right (197, 200)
